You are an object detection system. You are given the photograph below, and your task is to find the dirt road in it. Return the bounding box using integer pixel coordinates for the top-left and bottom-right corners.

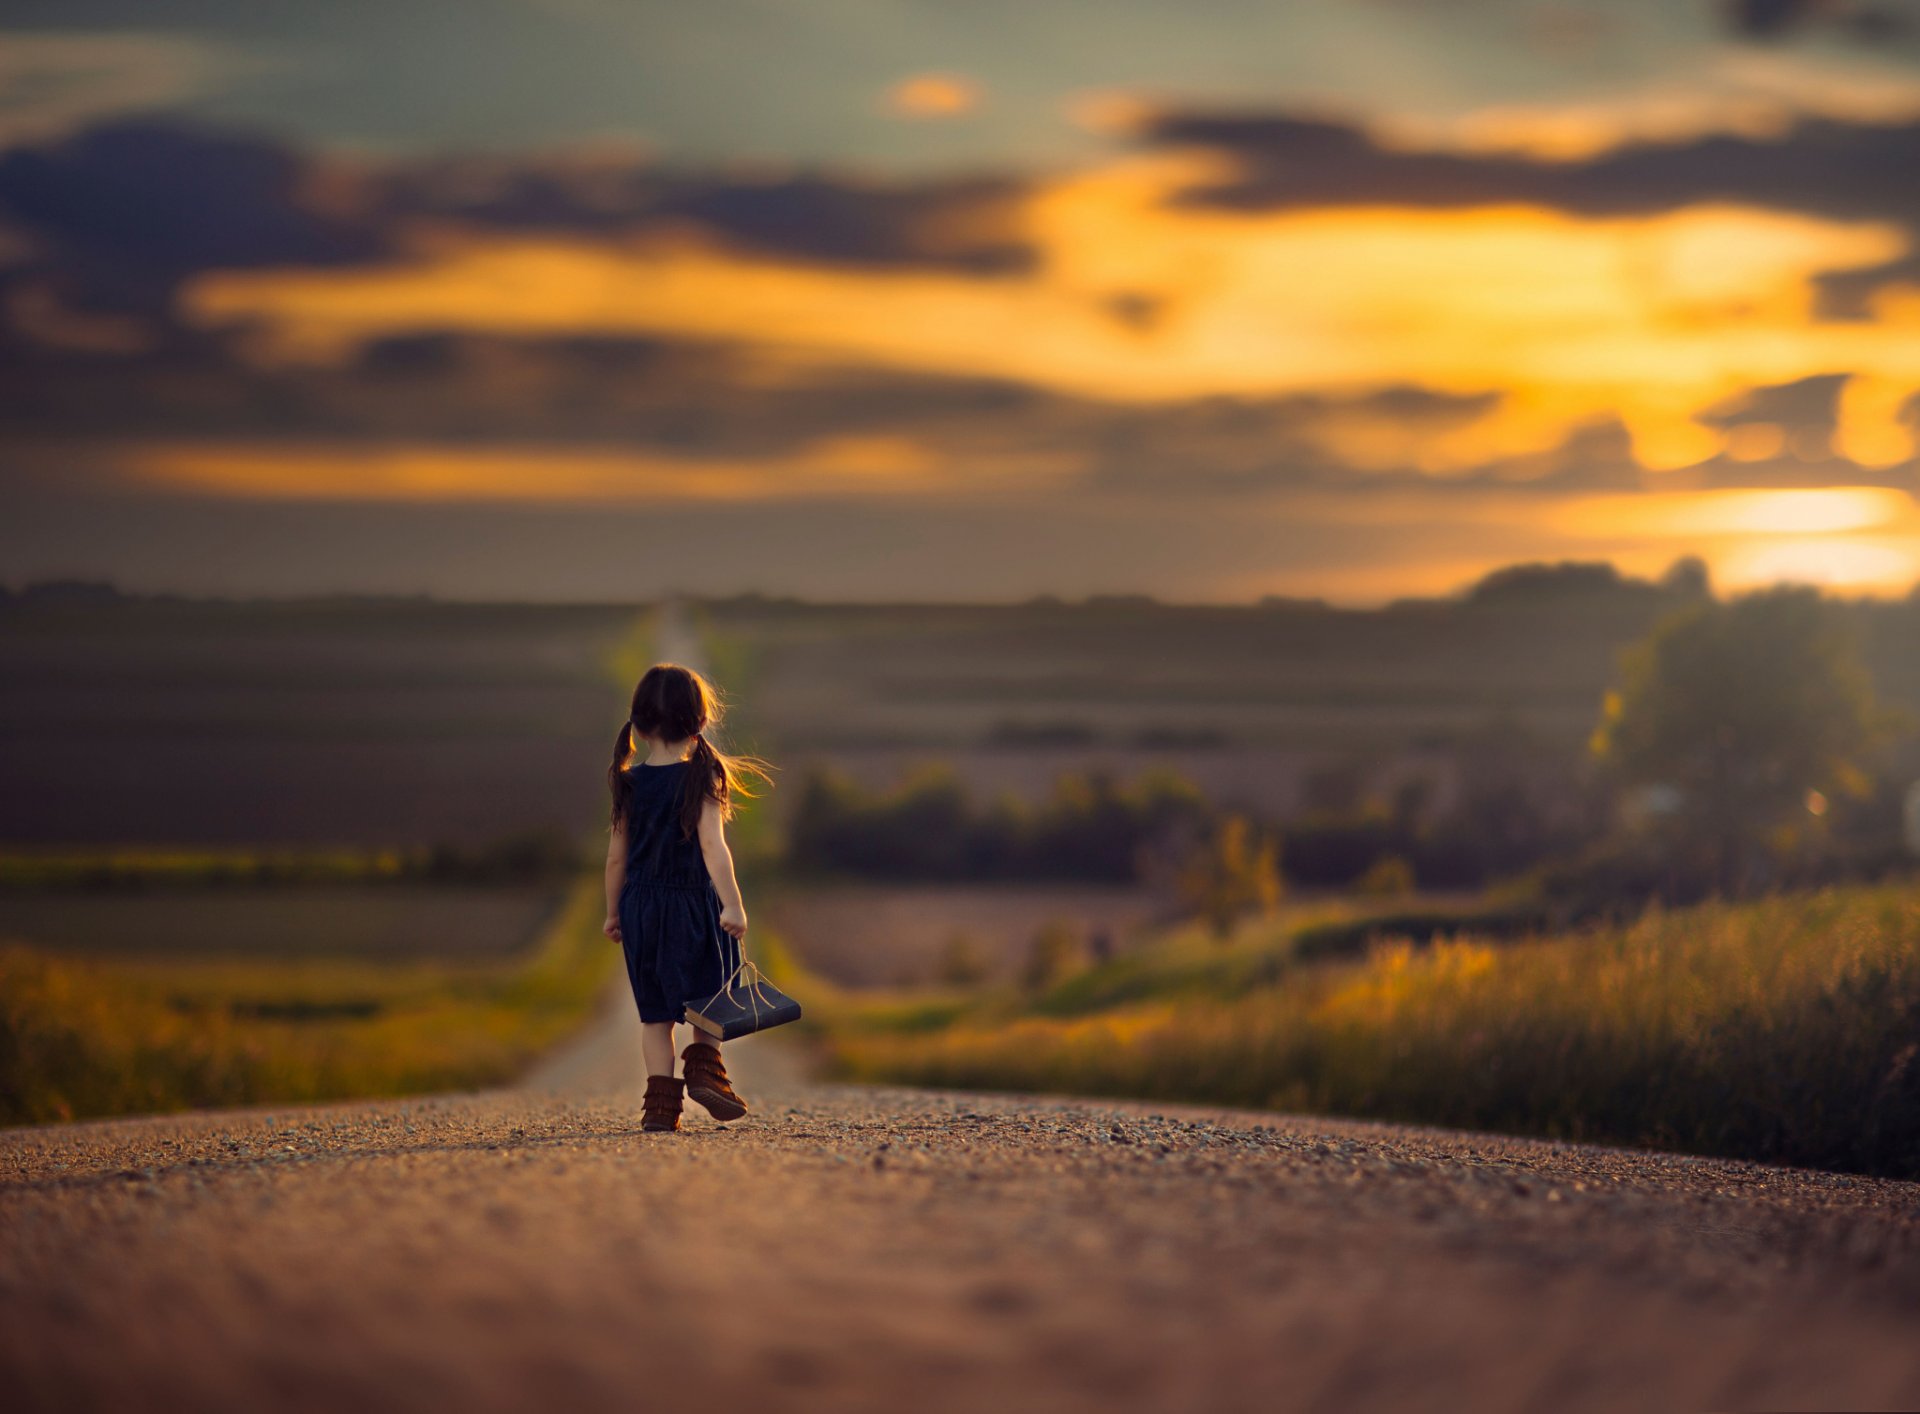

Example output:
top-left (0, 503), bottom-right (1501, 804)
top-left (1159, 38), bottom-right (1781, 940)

top-left (5, 974), bottom-right (1920, 1414)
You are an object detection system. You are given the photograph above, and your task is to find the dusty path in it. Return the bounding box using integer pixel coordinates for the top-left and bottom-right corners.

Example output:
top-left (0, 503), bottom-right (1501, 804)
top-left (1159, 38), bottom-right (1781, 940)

top-left (5, 982), bottom-right (1920, 1414)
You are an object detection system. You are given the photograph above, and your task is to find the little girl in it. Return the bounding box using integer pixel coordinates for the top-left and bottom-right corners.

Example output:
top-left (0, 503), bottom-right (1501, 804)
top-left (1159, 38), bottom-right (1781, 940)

top-left (603, 662), bottom-right (774, 1133)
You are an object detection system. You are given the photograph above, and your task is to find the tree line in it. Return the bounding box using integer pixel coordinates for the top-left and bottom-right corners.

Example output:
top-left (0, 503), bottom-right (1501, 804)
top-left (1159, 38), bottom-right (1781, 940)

top-left (783, 583), bottom-right (1919, 931)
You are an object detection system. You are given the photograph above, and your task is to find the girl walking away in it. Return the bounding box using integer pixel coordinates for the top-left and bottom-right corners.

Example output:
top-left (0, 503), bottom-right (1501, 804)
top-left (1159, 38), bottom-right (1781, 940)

top-left (604, 663), bottom-right (774, 1133)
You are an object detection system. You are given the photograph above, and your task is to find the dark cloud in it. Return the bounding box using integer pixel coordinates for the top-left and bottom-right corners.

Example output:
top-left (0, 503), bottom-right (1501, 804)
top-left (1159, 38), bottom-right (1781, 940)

top-left (1719, 0), bottom-right (1916, 41)
top-left (1136, 107), bottom-right (1920, 311)
top-left (0, 309), bottom-right (1532, 498)
top-left (1142, 108), bottom-right (1920, 227)
top-left (1080, 385), bottom-right (1513, 495)
top-left (0, 122), bottom-right (392, 320)
top-left (1695, 371), bottom-right (1849, 431)
top-left (0, 117), bottom-right (1047, 459)
top-left (372, 155), bottom-right (1038, 275)
top-left (1472, 416), bottom-right (1644, 493)
top-left (1813, 252), bottom-right (1920, 317)
top-left (0, 116), bottom-right (1038, 346)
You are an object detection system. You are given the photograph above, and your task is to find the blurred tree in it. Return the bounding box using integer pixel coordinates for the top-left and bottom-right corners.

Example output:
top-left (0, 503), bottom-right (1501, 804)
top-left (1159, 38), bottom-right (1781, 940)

top-left (1658, 555), bottom-right (1713, 601)
top-left (1591, 585), bottom-right (1885, 894)
top-left (1178, 814), bottom-right (1283, 941)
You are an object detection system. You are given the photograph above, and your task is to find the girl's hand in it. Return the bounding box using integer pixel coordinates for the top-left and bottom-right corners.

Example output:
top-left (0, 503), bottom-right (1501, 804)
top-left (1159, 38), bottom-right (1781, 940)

top-left (718, 903), bottom-right (747, 940)
top-left (602, 913), bottom-right (623, 943)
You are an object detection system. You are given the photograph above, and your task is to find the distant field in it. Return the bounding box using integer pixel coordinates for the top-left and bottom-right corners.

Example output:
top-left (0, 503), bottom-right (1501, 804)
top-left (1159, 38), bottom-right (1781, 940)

top-left (0, 597), bottom-right (643, 849)
top-left (761, 882), bottom-right (1171, 987)
top-left (0, 883), bottom-right (565, 961)
top-left (759, 881), bottom-right (1482, 987)
top-left (699, 594), bottom-right (1677, 756)
top-left (700, 592), bottom-right (1920, 755)
top-left (781, 742), bottom-right (1463, 825)
top-left (698, 592), bottom-right (1920, 869)
top-left (694, 592), bottom-right (1682, 829)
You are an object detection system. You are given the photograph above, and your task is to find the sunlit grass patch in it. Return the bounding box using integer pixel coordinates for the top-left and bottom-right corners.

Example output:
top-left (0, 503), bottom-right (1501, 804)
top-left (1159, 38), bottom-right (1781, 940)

top-left (819, 884), bottom-right (1920, 1177)
top-left (0, 874), bottom-right (622, 1125)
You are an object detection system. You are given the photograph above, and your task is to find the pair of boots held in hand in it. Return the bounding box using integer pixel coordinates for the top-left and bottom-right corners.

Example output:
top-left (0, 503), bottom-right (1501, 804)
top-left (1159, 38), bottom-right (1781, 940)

top-left (643, 1040), bottom-right (748, 1132)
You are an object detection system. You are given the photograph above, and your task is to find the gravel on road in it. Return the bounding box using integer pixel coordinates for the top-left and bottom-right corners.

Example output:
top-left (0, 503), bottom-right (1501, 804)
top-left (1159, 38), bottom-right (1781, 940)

top-left (5, 983), bottom-right (1919, 1414)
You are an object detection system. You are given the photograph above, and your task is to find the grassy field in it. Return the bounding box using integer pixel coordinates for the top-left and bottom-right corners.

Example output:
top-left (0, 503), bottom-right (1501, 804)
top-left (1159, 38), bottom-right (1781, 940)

top-left (813, 883), bottom-right (1920, 1179)
top-left (0, 603), bottom-right (659, 1125)
top-left (0, 875), bottom-right (623, 1125)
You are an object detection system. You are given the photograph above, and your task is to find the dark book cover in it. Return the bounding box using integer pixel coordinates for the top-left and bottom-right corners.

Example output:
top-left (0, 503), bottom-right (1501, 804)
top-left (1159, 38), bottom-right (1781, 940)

top-left (684, 975), bottom-right (803, 1040)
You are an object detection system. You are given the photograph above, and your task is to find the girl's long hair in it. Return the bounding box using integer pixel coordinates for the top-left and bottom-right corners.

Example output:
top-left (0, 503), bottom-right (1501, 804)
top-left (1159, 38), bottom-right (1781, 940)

top-left (608, 663), bottom-right (775, 841)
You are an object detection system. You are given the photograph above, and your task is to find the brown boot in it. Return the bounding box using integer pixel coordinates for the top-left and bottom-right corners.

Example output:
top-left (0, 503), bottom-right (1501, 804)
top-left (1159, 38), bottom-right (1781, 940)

top-left (641, 1074), bottom-right (685, 1132)
top-left (681, 1040), bottom-right (748, 1122)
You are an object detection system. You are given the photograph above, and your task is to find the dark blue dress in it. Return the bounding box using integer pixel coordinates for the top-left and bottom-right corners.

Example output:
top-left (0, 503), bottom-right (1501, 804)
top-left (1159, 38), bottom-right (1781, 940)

top-left (617, 760), bottom-right (740, 1024)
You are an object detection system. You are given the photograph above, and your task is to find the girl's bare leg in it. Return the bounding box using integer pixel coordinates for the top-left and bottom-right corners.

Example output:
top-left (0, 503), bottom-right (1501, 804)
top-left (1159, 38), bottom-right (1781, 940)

top-left (640, 1021), bottom-right (678, 1078)
top-left (679, 1022), bottom-right (721, 1056)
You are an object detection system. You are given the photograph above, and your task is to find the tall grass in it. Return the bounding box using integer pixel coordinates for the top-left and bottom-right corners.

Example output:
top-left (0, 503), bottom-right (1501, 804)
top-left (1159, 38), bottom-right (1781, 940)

top-left (824, 885), bottom-right (1920, 1177)
top-left (0, 875), bottom-right (621, 1125)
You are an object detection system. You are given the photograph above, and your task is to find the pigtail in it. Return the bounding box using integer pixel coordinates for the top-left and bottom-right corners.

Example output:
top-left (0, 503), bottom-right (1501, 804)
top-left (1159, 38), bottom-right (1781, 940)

top-left (677, 732), bottom-right (720, 841)
top-left (606, 717), bottom-right (638, 831)
top-left (676, 728), bottom-right (776, 841)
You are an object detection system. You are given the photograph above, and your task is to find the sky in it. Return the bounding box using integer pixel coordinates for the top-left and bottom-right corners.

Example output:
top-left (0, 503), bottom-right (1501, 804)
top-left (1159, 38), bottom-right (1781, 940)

top-left (4, 0), bottom-right (1920, 603)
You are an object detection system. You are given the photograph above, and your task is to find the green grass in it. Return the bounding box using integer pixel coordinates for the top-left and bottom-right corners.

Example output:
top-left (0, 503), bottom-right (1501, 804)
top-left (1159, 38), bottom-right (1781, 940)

top-left (817, 883), bottom-right (1920, 1178)
top-left (0, 874), bottom-right (622, 1125)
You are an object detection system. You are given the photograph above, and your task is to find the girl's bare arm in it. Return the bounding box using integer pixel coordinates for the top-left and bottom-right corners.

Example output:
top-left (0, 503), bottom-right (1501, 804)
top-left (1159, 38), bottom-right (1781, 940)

top-left (697, 795), bottom-right (748, 938)
top-left (602, 820), bottom-right (626, 941)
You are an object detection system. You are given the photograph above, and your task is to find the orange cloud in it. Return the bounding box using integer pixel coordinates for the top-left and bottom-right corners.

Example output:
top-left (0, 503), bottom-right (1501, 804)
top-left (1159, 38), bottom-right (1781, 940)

top-left (884, 73), bottom-right (980, 119)
top-left (120, 436), bottom-right (1083, 503)
top-left (1375, 49), bottom-right (1920, 161)
top-left (182, 145), bottom-right (1920, 480)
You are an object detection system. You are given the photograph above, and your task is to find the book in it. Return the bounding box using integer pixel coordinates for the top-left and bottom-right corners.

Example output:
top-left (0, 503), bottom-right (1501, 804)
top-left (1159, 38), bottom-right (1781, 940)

top-left (684, 968), bottom-right (802, 1040)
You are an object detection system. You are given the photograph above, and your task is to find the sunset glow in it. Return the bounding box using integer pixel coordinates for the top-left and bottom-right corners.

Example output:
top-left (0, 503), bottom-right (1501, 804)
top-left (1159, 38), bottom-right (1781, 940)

top-left (125, 438), bottom-right (1085, 503)
top-left (9, 3), bottom-right (1920, 601)
top-left (182, 164), bottom-right (1920, 490)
